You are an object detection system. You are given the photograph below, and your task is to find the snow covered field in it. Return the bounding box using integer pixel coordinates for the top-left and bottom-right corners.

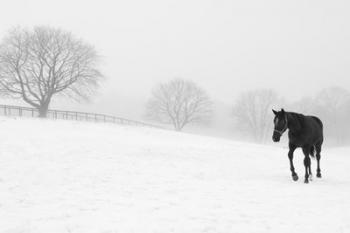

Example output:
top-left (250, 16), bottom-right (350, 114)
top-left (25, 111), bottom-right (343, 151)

top-left (0, 117), bottom-right (349, 233)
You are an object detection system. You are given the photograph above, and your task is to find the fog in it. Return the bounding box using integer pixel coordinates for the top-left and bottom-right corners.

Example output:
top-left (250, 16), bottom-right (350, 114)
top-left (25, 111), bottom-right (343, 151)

top-left (1, 0), bottom-right (350, 138)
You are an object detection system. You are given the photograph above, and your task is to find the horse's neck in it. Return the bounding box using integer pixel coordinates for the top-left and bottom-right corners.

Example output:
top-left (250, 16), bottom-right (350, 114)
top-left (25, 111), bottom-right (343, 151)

top-left (287, 112), bottom-right (303, 133)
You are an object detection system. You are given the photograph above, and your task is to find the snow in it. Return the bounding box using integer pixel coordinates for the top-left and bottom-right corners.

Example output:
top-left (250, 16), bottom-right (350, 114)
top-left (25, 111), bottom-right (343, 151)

top-left (0, 117), bottom-right (349, 233)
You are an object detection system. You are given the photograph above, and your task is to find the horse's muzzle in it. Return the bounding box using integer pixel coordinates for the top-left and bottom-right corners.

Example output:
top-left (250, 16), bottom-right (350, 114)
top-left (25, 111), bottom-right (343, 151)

top-left (272, 135), bottom-right (280, 142)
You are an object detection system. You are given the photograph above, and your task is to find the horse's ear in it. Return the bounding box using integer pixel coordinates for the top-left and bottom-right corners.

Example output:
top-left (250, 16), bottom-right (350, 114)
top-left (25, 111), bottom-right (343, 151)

top-left (272, 109), bottom-right (278, 115)
top-left (281, 108), bottom-right (285, 114)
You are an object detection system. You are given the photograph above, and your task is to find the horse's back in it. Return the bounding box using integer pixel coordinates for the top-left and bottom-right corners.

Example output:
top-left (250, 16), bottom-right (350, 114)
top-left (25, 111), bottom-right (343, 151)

top-left (293, 113), bottom-right (323, 131)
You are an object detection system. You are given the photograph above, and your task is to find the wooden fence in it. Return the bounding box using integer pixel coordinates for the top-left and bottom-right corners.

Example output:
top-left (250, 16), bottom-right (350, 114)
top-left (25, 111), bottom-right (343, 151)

top-left (0, 104), bottom-right (162, 128)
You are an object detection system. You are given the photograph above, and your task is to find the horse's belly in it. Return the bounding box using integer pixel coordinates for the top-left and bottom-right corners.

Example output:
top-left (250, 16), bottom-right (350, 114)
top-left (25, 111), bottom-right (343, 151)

top-left (289, 135), bottom-right (321, 147)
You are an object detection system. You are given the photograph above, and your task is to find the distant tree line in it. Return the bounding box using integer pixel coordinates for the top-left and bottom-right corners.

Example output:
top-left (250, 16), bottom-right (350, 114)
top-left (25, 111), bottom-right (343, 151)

top-left (290, 87), bottom-right (350, 145)
top-left (231, 87), bottom-right (350, 145)
top-left (145, 81), bottom-right (350, 146)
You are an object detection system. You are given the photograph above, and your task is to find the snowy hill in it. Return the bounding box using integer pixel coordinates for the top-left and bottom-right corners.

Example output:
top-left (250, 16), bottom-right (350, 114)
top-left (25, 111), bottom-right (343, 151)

top-left (0, 117), bottom-right (349, 233)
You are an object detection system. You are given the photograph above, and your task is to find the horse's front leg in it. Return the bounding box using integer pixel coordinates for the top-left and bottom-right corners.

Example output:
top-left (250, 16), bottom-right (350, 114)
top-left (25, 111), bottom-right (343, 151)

top-left (302, 147), bottom-right (311, 184)
top-left (288, 144), bottom-right (298, 181)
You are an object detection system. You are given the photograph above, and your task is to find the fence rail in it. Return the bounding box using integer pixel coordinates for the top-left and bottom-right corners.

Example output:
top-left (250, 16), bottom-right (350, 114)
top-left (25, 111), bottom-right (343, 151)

top-left (0, 104), bottom-right (162, 128)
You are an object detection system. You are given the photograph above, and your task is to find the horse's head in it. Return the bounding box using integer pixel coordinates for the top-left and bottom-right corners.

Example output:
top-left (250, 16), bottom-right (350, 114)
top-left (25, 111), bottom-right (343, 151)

top-left (272, 108), bottom-right (288, 142)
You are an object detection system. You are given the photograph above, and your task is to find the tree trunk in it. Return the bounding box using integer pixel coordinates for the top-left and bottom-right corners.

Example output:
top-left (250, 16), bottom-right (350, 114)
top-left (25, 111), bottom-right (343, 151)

top-left (175, 126), bottom-right (182, 131)
top-left (38, 101), bottom-right (50, 118)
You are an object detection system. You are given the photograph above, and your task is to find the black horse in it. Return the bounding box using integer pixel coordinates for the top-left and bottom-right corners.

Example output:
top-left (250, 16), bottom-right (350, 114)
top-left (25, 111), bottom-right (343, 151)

top-left (272, 109), bottom-right (324, 183)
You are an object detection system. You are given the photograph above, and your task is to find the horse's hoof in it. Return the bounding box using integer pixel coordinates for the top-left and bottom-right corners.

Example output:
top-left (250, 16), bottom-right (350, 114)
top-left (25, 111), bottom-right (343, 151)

top-left (309, 175), bottom-right (313, 181)
top-left (317, 173), bottom-right (322, 178)
top-left (292, 174), bottom-right (299, 181)
top-left (304, 179), bottom-right (309, 184)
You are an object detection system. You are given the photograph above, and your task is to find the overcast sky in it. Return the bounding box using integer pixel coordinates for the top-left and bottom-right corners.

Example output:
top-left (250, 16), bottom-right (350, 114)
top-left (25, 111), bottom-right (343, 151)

top-left (1, 0), bottom-right (349, 117)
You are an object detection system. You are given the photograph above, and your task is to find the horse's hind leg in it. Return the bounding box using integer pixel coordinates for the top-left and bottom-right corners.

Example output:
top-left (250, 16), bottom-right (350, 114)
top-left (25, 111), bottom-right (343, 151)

top-left (302, 147), bottom-right (311, 184)
top-left (316, 143), bottom-right (322, 178)
top-left (308, 147), bottom-right (313, 181)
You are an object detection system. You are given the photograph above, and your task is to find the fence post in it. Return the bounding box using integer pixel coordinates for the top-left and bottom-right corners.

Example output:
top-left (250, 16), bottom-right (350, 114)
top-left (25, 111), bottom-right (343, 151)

top-left (4, 106), bottom-right (7, 116)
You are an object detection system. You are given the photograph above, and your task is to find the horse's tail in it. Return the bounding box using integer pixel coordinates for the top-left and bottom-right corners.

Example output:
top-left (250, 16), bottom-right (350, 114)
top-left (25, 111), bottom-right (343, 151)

top-left (310, 146), bottom-right (316, 158)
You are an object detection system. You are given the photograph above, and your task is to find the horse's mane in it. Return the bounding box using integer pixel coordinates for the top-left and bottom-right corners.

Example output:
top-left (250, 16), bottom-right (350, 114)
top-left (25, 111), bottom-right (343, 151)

top-left (286, 112), bottom-right (304, 132)
top-left (288, 112), bottom-right (305, 119)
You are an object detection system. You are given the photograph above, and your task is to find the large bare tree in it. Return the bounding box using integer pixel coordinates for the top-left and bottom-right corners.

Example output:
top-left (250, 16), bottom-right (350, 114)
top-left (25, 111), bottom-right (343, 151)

top-left (146, 79), bottom-right (212, 131)
top-left (232, 89), bottom-right (281, 142)
top-left (0, 26), bottom-right (102, 117)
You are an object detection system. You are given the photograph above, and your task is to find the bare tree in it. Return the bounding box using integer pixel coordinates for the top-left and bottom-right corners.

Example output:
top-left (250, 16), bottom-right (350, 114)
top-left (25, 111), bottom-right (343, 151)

top-left (0, 26), bottom-right (103, 117)
top-left (146, 79), bottom-right (212, 131)
top-left (232, 89), bottom-right (281, 142)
